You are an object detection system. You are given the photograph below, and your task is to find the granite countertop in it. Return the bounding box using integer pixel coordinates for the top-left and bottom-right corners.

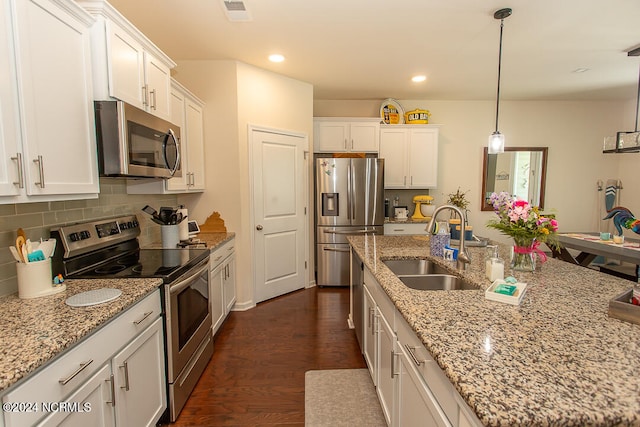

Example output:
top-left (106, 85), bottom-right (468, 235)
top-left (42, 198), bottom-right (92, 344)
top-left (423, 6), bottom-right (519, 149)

top-left (0, 278), bottom-right (162, 393)
top-left (348, 234), bottom-right (640, 427)
top-left (195, 232), bottom-right (235, 249)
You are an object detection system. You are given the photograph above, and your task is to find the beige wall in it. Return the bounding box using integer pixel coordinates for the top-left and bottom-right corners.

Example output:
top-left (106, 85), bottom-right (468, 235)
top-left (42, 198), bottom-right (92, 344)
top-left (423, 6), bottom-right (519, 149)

top-left (315, 98), bottom-right (637, 244)
top-left (173, 60), bottom-right (313, 308)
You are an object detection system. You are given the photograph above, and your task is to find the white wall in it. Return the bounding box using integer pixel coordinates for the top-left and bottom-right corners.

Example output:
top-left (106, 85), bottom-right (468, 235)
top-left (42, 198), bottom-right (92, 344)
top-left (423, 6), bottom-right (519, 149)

top-left (173, 60), bottom-right (313, 308)
top-left (315, 99), bottom-right (637, 244)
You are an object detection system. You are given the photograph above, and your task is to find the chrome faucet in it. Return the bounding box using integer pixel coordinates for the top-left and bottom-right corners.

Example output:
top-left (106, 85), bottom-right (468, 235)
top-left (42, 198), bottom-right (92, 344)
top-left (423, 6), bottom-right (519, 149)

top-left (426, 204), bottom-right (471, 270)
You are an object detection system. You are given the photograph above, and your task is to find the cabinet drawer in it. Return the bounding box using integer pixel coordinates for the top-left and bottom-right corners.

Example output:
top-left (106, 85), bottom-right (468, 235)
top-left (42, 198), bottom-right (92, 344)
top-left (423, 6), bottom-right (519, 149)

top-left (3, 289), bottom-right (161, 426)
top-left (384, 223), bottom-right (428, 235)
top-left (210, 239), bottom-right (235, 268)
top-left (363, 269), bottom-right (396, 332)
top-left (396, 314), bottom-right (458, 424)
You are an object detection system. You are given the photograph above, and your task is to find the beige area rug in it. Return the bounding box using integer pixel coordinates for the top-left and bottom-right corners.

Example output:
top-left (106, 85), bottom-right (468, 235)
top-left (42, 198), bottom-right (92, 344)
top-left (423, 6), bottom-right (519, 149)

top-left (305, 368), bottom-right (386, 427)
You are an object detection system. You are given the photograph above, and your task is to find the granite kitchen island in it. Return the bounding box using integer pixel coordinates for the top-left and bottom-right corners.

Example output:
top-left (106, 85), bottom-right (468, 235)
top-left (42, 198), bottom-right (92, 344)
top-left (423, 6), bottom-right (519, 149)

top-left (349, 234), bottom-right (640, 427)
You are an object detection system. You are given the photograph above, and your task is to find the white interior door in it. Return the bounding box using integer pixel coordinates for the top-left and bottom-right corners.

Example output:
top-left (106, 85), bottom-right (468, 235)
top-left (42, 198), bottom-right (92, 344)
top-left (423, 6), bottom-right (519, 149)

top-left (252, 128), bottom-right (307, 303)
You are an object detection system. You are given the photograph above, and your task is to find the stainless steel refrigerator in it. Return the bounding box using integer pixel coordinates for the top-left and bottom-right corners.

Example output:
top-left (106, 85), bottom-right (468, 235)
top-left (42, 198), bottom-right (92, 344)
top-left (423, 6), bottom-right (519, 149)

top-left (315, 157), bottom-right (384, 286)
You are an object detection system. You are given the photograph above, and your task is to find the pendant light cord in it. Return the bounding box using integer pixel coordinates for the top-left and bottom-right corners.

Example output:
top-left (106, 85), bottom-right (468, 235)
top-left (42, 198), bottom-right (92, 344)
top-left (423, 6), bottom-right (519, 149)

top-left (635, 64), bottom-right (640, 132)
top-left (494, 18), bottom-right (505, 134)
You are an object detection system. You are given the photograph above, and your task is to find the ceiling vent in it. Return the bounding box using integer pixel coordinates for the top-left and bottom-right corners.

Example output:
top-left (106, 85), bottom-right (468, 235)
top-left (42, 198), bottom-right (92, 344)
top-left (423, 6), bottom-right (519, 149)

top-left (222, 0), bottom-right (252, 22)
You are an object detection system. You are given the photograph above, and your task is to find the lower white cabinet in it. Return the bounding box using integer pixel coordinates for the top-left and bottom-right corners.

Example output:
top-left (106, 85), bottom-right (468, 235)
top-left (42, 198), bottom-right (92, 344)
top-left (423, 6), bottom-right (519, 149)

top-left (210, 238), bottom-right (236, 335)
top-left (2, 290), bottom-right (166, 427)
top-left (112, 317), bottom-right (166, 427)
top-left (360, 266), bottom-right (483, 427)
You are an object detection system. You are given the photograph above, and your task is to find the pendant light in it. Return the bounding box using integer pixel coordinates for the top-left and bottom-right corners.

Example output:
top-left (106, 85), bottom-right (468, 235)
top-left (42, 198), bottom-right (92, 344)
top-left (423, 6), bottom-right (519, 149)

top-left (488, 8), bottom-right (512, 154)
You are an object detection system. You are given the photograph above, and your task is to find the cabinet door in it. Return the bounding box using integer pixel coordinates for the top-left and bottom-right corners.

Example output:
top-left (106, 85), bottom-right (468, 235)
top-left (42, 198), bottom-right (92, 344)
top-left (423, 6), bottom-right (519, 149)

top-left (0, 0), bottom-right (21, 197)
top-left (210, 262), bottom-right (225, 335)
top-left (376, 308), bottom-right (396, 426)
top-left (36, 363), bottom-right (115, 427)
top-left (145, 53), bottom-right (171, 120)
top-left (362, 285), bottom-right (377, 383)
top-left (397, 348), bottom-right (449, 427)
top-left (408, 128), bottom-right (438, 188)
top-left (112, 317), bottom-right (166, 427)
top-left (379, 128), bottom-right (408, 188)
top-left (316, 122), bottom-right (348, 152)
top-left (13, 0), bottom-right (99, 196)
top-left (350, 122), bottom-right (379, 152)
top-left (166, 88), bottom-right (188, 191)
top-left (223, 254), bottom-right (236, 314)
top-left (185, 98), bottom-right (206, 190)
top-left (107, 22), bottom-right (145, 110)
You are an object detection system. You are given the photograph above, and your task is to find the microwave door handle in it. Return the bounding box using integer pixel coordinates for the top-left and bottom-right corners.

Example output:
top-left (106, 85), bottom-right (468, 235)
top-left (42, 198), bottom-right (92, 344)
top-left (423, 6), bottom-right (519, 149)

top-left (164, 129), bottom-right (180, 177)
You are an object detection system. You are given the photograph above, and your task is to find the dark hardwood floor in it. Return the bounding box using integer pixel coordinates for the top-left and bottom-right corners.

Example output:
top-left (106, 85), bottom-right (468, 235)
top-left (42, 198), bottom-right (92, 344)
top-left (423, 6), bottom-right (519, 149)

top-left (169, 286), bottom-right (366, 426)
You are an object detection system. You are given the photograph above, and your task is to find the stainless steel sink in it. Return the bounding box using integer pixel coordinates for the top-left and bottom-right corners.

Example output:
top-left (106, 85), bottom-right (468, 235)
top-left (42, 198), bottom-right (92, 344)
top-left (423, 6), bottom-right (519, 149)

top-left (383, 259), bottom-right (451, 276)
top-left (399, 274), bottom-right (476, 291)
top-left (383, 259), bottom-right (476, 290)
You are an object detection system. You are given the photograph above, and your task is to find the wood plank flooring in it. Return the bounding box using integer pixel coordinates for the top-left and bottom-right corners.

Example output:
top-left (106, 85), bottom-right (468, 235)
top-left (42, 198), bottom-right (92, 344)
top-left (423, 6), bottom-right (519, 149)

top-left (169, 286), bottom-right (366, 426)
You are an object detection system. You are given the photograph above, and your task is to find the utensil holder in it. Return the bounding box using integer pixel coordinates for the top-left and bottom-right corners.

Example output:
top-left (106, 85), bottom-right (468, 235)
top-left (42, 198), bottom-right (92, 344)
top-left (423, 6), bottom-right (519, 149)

top-left (16, 258), bottom-right (65, 299)
top-left (161, 225), bottom-right (180, 248)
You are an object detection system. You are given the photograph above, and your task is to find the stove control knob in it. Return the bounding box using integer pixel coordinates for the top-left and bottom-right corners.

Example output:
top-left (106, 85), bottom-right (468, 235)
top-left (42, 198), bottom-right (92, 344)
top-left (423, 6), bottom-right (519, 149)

top-left (69, 232), bottom-right (79, 242)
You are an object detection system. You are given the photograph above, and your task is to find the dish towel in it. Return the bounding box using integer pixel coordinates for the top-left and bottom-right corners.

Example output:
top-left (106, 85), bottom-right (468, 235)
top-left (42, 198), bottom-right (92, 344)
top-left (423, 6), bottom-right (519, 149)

top-left (605, 179), bottom-right (621, 212)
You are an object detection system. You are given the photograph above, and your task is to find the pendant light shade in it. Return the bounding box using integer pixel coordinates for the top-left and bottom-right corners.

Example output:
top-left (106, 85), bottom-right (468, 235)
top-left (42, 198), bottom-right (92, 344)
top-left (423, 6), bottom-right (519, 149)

top-left (488, 8), bottom-right (512, 154)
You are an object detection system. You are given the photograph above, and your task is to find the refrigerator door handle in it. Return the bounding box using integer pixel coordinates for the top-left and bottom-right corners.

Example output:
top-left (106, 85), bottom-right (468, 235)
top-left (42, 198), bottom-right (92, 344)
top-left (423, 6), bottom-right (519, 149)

top-left (323, 247), bottom-right (351, 253)
top-left (323, 229), bottom-right (379, 235)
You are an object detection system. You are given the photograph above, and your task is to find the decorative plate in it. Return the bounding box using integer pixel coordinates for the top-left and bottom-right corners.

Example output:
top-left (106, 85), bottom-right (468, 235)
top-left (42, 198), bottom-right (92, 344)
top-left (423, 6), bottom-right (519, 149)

top-left (380, 98), bottom-right (404, 124)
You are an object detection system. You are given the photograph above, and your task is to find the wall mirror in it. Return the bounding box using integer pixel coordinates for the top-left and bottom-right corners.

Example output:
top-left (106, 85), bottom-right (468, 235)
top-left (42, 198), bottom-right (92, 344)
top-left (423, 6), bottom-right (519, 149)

top-left (481, 147), bottom-right (548, 211)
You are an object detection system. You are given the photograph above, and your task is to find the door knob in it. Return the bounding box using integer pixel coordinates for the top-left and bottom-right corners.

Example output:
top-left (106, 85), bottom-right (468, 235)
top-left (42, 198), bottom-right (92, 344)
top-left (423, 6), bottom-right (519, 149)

top-left (256, 225), bottom-right (263, 230)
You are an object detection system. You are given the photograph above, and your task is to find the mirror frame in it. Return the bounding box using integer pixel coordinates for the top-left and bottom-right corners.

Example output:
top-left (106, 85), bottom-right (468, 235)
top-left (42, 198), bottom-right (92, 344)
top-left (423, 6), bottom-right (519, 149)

top-left (481, 147), bottom-right (548, 211)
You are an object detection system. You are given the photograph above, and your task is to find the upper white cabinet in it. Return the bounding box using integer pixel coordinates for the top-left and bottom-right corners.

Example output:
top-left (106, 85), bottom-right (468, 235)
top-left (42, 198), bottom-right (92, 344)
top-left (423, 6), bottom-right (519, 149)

top-left (79, 0), bottom-right (175, 121)
top-left (126, 79), bottom-right (206, 194)
top-left (0, 0), bottom-right (100, 204)
top-left (379, 125), bottom-right (439, 189)
top-left (314, 118), bottom-right (380, 152)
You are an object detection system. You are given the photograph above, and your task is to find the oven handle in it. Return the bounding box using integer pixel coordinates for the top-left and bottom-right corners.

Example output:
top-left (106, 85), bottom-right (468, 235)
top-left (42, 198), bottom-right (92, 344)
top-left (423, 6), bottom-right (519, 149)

top-left (169, 258), bottom-right (210, 295)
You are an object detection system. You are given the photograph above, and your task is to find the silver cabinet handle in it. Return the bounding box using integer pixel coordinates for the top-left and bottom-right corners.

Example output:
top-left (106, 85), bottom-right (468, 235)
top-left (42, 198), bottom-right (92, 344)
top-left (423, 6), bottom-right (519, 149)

top-left (133, 310), bottom-right (153, 325)
top-left (410, 176), bottom-right (413, 185)
top-left (59, 359), bottom-right (93, 385)
top-left (323, 247), bottom-right (350, 253)
top-left (403, 176), bottom-right (406, 186)
top-left (391, 350), bottom-right (399, 378)
top-left (33, 155), bottom-right (45, 188)
top-left (344, 138), bottom-right (347, 150)
top-left (256, 225), bottom-right (263, 230)
top-left (142, 85), bottom-right (148, 106)
top-left (11, 153), bottom-right (24, 188)
top-left (150, 88), bottom-right (157, 110)
top-left (368, 307), bottom-right (374, 329)
top-left (106, 374), bottom-right (116, 407)
top-left (120, 361), bottom-right (130, 391)
top-left (351, 139), bottom-right (354, 150)
top-left (404, 344), bottom-right (425, 366)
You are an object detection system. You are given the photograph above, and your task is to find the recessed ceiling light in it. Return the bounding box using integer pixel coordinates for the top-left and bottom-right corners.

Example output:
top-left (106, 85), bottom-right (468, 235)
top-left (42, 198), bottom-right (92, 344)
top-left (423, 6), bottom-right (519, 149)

top-left (269, 54), bottom-right (285, 63)
top-left (412, 75), bottom-right (426, 83)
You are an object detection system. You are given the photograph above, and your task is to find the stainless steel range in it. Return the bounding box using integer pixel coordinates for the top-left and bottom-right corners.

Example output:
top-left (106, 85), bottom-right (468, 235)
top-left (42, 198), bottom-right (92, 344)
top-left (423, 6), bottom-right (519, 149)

top-left (51, 215), bottom-right (213, 422)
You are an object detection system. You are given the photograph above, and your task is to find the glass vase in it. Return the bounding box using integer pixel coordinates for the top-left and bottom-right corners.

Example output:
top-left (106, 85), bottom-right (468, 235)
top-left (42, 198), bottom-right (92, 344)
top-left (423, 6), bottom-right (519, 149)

top-left (511, 236), bottom-right (536, 272)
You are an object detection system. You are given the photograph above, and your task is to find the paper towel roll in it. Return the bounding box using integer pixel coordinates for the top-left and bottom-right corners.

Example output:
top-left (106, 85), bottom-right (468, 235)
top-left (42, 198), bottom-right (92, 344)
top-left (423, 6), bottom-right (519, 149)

top-left (178, 208), bottom-right (189, 241)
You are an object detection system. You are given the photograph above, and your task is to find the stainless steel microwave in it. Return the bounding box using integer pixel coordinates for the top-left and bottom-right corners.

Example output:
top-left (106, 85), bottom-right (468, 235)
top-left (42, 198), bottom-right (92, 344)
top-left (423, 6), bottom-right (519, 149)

top-left (94, 100), bottom-right (181, 178)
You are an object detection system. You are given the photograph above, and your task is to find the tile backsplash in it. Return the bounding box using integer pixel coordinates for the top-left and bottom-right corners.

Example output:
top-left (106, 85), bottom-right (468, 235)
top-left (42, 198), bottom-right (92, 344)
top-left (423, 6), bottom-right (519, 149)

top-left (0, 178), bottom-right (178, 296)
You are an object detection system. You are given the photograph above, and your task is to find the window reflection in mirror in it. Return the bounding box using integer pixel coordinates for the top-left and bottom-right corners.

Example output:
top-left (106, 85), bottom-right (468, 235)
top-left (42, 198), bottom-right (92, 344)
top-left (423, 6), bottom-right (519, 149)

top-left (481, 147), bottom-right (548, 211)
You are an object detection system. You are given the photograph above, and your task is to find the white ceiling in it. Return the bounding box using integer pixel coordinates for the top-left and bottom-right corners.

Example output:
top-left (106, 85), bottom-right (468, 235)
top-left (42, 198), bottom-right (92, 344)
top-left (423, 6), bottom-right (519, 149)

top-left (107, 0), bottom-right (640, 101)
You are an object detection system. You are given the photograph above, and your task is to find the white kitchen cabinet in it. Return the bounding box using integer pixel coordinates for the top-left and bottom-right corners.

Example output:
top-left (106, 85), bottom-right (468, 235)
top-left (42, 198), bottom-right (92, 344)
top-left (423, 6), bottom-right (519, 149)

top-left (0, 0), bottom-right (100, 204)
top-left (377, 306), bottom-right (396, 426)
top-left (379, 125), bottom-right (439, 189)
top-left (314, 118), bottom-right (380, 152)
top-left (36, 363), bottom-right (115, 427)
top-left (210, 238), bottom-right (236, 335)
top-left (112, 317), bottom-right (166, 427)
top-left (363, 285), bottom-right (377, 383)
top-left (2, 290), bottom-right (165, 427)
top-left (384, 222), bottom-right (429, 235)
top-left (358, 265), bottom-right (484, 427)
top-left (80, 0), bottom-right (175, 121)
top-left (126, 80), bottom-right (206, 195)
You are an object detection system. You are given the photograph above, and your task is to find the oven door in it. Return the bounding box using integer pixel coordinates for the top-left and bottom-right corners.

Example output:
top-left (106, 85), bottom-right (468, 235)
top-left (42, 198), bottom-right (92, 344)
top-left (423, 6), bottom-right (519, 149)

top-left (166, 257), bottom-right (211, 382)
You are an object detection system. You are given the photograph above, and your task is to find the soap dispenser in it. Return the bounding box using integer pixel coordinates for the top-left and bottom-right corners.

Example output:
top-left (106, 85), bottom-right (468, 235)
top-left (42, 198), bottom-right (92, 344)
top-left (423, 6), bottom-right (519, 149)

top-left (485, 245), bottom-right (504, 282)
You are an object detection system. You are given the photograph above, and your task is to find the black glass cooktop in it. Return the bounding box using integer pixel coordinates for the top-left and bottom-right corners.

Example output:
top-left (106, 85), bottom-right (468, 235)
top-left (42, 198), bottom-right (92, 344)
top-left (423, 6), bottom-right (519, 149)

top-left (71, 248), bottom-right (210, 283)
